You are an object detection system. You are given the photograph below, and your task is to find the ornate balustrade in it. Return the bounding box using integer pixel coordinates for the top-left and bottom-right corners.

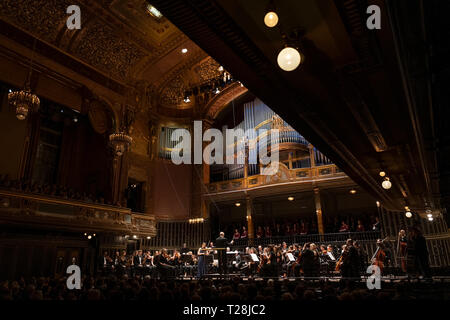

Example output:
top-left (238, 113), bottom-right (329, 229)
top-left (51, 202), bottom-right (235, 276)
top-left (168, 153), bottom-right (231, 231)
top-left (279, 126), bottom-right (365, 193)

top-left (0, 189), bottom-right (156, 237)
top-left (206, 164), bottom-right (346, 194)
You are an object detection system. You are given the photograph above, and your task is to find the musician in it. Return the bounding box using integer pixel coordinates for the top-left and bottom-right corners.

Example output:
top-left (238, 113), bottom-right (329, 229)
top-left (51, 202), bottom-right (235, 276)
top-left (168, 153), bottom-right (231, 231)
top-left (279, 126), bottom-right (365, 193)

top-left (215, 232), bottom-right (234, 274)
top-left (113, 251), bottom-right (120, 270)
top-left (409, 227), bottom-right (430, 278)
top-left (299, 243), bottom-right (316, 278)
top-left (310, 243), bottom-right (320, 277)
top-left (354, 240), bottom-right (367, 273)
top-left (133, 249), bottom-right (144, 277)
top-left (154, 248), bottom-right (175, 279)
top-left (196, 242), bottom-right (208, 278)
top-left (340, 239), bottom-right (360, 279)
top-left (372, 239), bottom-right (386, 275)
top-left (119, 250), bottom-right (128, 276)
top-left (397, 229), bottom-right (408, 273)
top-left (99, 251), bottom-right (112, 274)
top-left (180, 243), bottom-right (189, 254)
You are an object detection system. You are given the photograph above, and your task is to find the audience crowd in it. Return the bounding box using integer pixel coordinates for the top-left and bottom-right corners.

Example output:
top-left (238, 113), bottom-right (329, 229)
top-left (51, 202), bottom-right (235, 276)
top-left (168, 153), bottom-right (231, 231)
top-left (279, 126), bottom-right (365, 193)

top-left (227, 215), bottom-right (381, 240)
top-left (0, 174), bottom-right (118, 206)
top-left (1, 275), bottom-right (447, 301)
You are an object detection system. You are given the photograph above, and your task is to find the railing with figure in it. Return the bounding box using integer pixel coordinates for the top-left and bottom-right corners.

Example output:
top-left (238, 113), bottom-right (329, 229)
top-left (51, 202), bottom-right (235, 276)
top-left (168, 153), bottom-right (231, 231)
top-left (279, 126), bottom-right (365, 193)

top-left (0, 189), bottom-right (156, 236)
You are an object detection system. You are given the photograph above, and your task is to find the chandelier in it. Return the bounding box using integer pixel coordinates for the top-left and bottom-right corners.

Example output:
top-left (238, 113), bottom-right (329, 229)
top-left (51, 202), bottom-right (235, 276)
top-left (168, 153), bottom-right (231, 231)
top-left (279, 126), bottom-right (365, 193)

top-left (108, 105), bottom-right (135, 157)
top-left (8, 87), bottom-right (40, 120)
top-left (109, 132), bottom-right (133, 157)
top-left (8, 39), bottom-right (40, 120)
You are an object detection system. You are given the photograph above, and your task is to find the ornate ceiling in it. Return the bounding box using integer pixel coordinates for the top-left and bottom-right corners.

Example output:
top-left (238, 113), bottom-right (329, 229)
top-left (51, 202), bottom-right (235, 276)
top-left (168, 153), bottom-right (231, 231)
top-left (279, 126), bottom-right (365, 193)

top-left (0, 0), bottom-right (244, 114)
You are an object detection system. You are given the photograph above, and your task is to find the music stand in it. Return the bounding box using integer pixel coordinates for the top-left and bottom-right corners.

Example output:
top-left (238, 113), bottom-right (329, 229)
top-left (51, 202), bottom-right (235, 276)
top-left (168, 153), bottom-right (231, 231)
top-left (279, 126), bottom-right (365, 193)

top-left (181, 254), bottom-right (193, 264)
top-left (249, 253), bottom-right (260, 262)
top-left (205, 254), bottom-right (214, 265)
top-left (286, 253), bottom-right (296, 262)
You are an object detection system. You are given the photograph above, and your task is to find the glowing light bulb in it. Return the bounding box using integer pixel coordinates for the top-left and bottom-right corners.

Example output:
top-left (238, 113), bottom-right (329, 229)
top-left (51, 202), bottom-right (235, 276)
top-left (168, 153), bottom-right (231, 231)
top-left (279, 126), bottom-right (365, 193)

top-left (264, 11), bottom-right (279, 27)
top-left (277, 47), bottom-right (301, 71)
top-left (405, 211), bottom-right (412, 218)
top-left (382, 178), bottom-right (392, 190)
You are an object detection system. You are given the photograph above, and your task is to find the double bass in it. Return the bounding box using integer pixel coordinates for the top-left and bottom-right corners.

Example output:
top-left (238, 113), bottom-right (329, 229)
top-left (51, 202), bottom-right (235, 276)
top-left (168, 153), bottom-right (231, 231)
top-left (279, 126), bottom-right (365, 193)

top-left (335, 245), bottom-right (348, 272)
top-left (371, 238), bottom-right (387, 274)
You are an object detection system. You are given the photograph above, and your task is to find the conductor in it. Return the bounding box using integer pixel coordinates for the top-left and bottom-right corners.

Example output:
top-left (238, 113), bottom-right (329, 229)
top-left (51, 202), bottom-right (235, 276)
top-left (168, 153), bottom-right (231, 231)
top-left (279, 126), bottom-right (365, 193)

top-left (215, 232), bottom-right (234, 274)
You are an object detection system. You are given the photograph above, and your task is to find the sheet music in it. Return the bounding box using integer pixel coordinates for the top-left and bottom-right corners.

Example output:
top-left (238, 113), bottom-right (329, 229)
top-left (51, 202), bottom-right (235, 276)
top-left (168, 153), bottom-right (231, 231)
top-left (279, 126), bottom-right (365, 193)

top-left (250, 253), bottom-right (259, 262)
top-left (286, 252), bottom-right (295, 262)
top-left (327, 252), bottom-right (336, 261)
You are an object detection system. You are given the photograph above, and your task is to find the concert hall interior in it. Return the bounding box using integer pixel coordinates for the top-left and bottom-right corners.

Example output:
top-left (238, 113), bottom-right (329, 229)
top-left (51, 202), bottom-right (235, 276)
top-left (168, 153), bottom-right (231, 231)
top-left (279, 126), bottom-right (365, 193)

top-left (0, 0), bottom-right (449, 302)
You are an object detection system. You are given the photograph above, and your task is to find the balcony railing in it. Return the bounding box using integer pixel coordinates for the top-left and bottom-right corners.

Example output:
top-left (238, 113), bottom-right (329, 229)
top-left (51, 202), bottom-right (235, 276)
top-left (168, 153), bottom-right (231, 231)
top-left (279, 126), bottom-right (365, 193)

top-left (0, 189), bottom-right (156, 236)
top-left (231, 231), bottom-right (382, 247)
top-left (206, 164), bottom-right (346, 194)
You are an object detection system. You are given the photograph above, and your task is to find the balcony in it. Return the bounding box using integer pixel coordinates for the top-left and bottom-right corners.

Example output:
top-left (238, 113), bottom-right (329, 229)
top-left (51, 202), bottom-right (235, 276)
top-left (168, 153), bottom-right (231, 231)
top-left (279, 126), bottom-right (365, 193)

top-left (206, 164), bottom-right (347, 195)
top-left (0, 189), bottom-right (156, 236)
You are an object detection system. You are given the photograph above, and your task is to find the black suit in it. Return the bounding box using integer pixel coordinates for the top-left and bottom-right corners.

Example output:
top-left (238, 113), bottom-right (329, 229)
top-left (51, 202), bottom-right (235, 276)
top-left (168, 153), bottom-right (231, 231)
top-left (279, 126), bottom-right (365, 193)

top-left (215, 236), bottom-right (232, 274)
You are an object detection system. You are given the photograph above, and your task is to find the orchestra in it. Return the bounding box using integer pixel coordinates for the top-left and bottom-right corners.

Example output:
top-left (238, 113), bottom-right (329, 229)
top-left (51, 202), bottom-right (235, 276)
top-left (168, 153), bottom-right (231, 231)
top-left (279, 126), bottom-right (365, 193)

top-left (98, 235), bottom-right (396, 280)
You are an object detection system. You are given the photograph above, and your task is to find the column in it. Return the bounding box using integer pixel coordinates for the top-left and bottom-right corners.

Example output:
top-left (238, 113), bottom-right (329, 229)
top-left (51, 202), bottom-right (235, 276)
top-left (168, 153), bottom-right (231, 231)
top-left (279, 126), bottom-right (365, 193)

top-left (288, 152), bottom-right (293, 169)
top-left (246, 196), bottom-right (254, 240)
top-left (201, 119), bottom-right (213, 219)
top-left (308, 144), bottom-right (316, 167)
top-left (313, 187), bottom-right (324, 235)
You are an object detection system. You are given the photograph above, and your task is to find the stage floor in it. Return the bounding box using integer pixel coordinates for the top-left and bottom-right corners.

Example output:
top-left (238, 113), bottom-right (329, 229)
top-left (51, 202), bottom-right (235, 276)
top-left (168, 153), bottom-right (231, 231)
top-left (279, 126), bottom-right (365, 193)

top-left (178, 273), bottom-right (450, 282)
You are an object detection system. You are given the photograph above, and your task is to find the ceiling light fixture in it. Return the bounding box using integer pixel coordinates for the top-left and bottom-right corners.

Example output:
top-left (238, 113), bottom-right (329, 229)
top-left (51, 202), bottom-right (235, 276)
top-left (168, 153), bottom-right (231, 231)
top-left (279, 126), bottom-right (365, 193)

top-left (381, 177), bottom-right (392, 190)
top-left (405, 211), bottom-right (412, 218)
top-left (379, 171), bottom-right (386, 177)
top-left (350, 189), bottom-right (357, 194)
top-left (277, 47), bottom-right (302, 71)
top-left (8, 39), bottom-right (40, 120)
top-left (235, 202), bottom-right (241, 207)
top-left (288, 196), bottom-right (294, 201)
top-left (264, 0), bottom-right (279, 28)
top-left (181, 48), bottom-right (188, 54)
top-left (264, 11), bottom-right (279, 28)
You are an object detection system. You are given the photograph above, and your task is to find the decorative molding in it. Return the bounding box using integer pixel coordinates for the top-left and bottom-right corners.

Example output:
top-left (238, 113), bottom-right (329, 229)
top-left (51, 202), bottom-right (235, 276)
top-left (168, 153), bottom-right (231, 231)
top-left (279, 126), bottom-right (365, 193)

top-left (205, 82), bottom-right (248, 119)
